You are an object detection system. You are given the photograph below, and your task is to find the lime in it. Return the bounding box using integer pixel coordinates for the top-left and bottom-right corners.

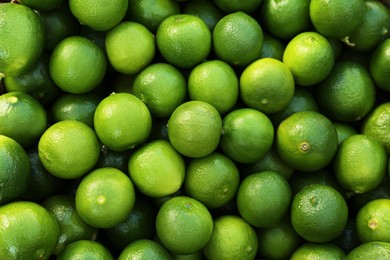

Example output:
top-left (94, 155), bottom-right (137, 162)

top-left (182, 0), bottom-right (224, 30)
top-left (369, 38), bottom-right (390, 91)
top-left (0, 91), bottom-right (47, 148)
top-left (49, 36), bottom-right (107, 94)
top-left (118, 239), bottom-right (172, 260)
top-left (260, 33), bottom-right (286, 61)
top-left (203, 215), bottom-right (258, 260)
top-left (291, 184), bottom-right (348, 243)
top-left (167, 100), bottom-right (222, 158)
top-left (346, 241), bottom-right (390, 259)
top-left (128, 139), bottom-right (186, 197)
top-left (282, 31), bottom-right (335, 86)
top-left (334, 122), bottom-right (358, 145)
top-left (219, 108), bottom-right (274, 164)
top-left (17, 0), bottom-right (65, 11)
top-left (213, 11), bottom-right (264, 67)
top-left (0, 3), bottom-right (45, 77)
top-left (57, 240), bottom-right (114, 260)
top-left (184, 152), bottom-right (240, 209)
top-left (0, 135), bottom-right (31, 205)
top-left (105, 21), bottom-right (156, 75)
top-left (156, 196), bottom-right (213, 255)
top-left (38, 120), bottom-right (101, 179)
top-left (93, 93), bottom-right (152, 152)
top-left (314, 61), bottom-right (376, 122)
top-left (75, 167), bottom-right (136, 229)
top-left (156, 14), bottom-right (211, 69)
top-left (0, 201), bottom-right (60, 259)
top-left (236, 171), bottom-right (292, 228)
top-left (240, 58), bottom-right (295, 114)
top-left (213, 0), bottom-right (263, 13)
top-left (188, 59), bottom-right (239, 115)
top-left (132, 63), bottom-right (187, 118)
top-left (333, 134), bottom-right (387, 194)
top-left (276, 111), bottom-right (338, 172)
top-left (290, 243), bottom-right (346, 260)
top-left (69, 0), bottom-right (128, 31)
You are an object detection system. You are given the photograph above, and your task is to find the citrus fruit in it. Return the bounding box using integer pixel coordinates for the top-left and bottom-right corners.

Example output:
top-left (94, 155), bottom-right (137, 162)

top-left (95, 146), bottom-right (132, 173)
top-left (290, 243), bottom-right (346, 260)
top-left (333, 134), bottom-right (387, 194)
top-left (182, 0), bottom-right (224, 30)
top-left (239, 58), bottom-right (295, 114)
top-left (49, 36), bottom-right (107, 94)
top-left (17, 0), bottom-right (65, 11)
top-left (314, 61), bottom-right (376, 122)
top-left (0, 201), bottom-right (60, 259)
top-left (173, 250), bottom-right (205, 260)
top-left (75, 167), bottom-right (136, 229)
top-left (167, 100), bottom-right (222, 158)
top-left (219, 108), bottom-right (274, 164)
top-left (3, 53), bottom-right (62, 107)
top-left (184, 152), bottom-right (240, 209)
top-left (69, 0), bottom-right (128, 31)
top-left (50, 92), bottom-right (101, 129)
top-left (260, 0), bottom-right (311, 40)
top-left (132, 63), bottom-right (187, 118)
top-left (126, 0), bottom-right (180, 33)
top-left (309, 0), bottom-right (366, 40)
top-left (106, 21), bottom-right (156, 75)
top-left (22, 147), bottom-right (64, 202)
top-left (213, 11), bottom-right (264, 67)
top-left (93, 93), bottom-right (152, 152)
top-left (118, 239), bottom-right (172, 260)
top-left (38, 120), bottom-right (101, 179)
top-left (282, 31), bottom-right (335, 86)
top-left (203, 215), bottom-right (258, 260)
top-left (0, 91), bottom-right (47, 148)
top-left (346, 241), bottom-right (390, 259)
top-left (213, 0), bottom-right (263, 13)
top-left (38, 3), bottom-right (81, 51)
top-left (128, 139), bottom-right (186, 197)
top-left (236, 171), bottom-right (292, 228)
top-left (104, 196), bottom-right (157, 250)
top-left (362, 102), bottom-right (390, 153)
top-left (156, 14), bottom-right (211, 69)
top-left (241, 146), bottom-right (295, 180)
top-left (0, 3), bottom-right (45, 77)
top-left (291, 184), bottom-right (349, 243)
top-left (259, 33), bottom-right (286, 61)
top-left (270, 87), bottom-right (319, 127)
top-left (369, 38), bottom-right (390, 91)
top-left (276, 111), bottom-right (339, 172)
top-left (0, 135), bottom-right (30, 205)
top-left (79, 26), bottom-right (107, 50)
top-left (57, 240), bottom-right (114, 260)
top-left (356, 198), bottom-right (390, 243)
top-left (155, 196), bottom-right (213, 255)
top-left (188, 59), bottom-right (239, 115)
top-left (42, 195), bottom-right (98, 255)
top-left (257, 219), bottom-right (303, 259)
top-left (345, 0), bottom-right (390, 52)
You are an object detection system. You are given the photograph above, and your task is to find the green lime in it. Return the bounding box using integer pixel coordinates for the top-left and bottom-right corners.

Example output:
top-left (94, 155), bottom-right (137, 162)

top-left (94, 93), bottom-right (152, 152)
top-left (369, 38), bottom-right (390, 91)
top-left (346, 241), bottom-right (390, 259)
top-left (260, 33), bottom-right (286, 61)
top-left (0, 135), bottom-right (31, 205)
top-left (0, 201), bottom-right (60, 259)
top-left (0, 3), bottom-right (45, 77)
top-left (236, 171), bottom-right (292, 228)
top-left (38, 120), bottom-right (100, 179)
top-left (156, 14), bottom-right (211, 69)
top-left (128, 139), bottom-right (186, 197)
top-left (182, 0), bottom-right (224, 31)
top-left (17, 0), bottom-right (65, 11)
top-left (75, 167), bottom-right (136, 228)
top-left (57, 240), bottom-right (114, 260)
top-left (156, 196), bottom-right (213, 255)
top-left (213, 11), bottom-right (264, 67)
top-left (118, 239), bottom-right (172, 260)
top-left (203, 215), bottom-right (258, 260)
top-left (0, 91), bottom-right (47, 148)
top-left (213, 0), bottom-right (263, 13)
top-left (291, 184), bottom-right (348, 243)
top-left (239, 58), bottom-right (295, 114)
top-left (167, 100), bottom-right (222, 158)
top-left (290, 243), bottom-right (346, 260)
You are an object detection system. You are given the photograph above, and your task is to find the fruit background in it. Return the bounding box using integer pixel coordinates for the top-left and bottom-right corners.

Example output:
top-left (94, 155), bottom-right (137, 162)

top-left (1, 0), bottom-right (390, 259)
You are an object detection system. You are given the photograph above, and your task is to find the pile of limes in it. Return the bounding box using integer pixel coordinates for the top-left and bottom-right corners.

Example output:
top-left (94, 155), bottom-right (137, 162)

top-left (1, 0), bottom-right (390, 259)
